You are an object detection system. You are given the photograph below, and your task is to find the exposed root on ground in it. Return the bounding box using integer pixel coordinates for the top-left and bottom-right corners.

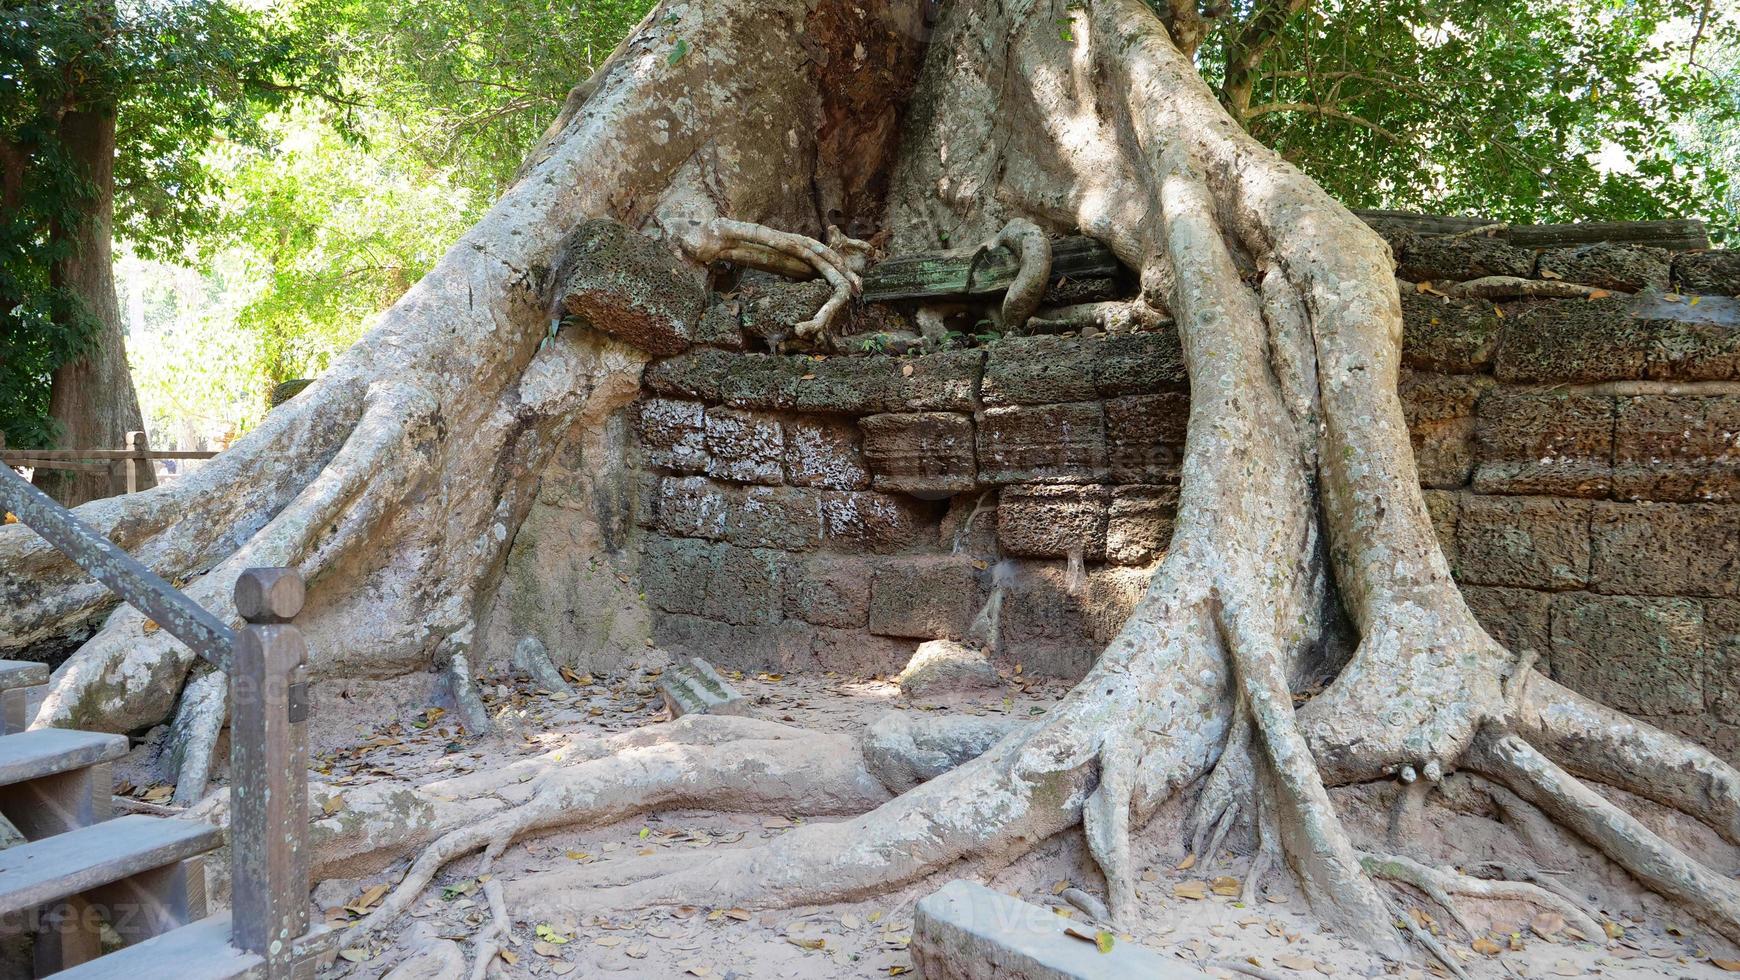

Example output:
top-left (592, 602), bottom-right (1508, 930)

top-left (1359, 851), bottom-right (1604, 941)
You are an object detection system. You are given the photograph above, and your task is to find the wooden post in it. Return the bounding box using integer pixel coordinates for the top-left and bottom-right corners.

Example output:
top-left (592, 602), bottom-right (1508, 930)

top-left (125, 430), bottom-right (147, 494)
top-left (229, 568), bottom-right (310, 977)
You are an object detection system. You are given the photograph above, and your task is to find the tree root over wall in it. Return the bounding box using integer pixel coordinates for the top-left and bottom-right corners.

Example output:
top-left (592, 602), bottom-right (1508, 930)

top-left (5, 0), bottom-right (1740, 972)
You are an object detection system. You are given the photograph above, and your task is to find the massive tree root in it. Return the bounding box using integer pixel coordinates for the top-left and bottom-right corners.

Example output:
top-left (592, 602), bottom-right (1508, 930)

top-left (5, 0), bottom-right (1740, 969)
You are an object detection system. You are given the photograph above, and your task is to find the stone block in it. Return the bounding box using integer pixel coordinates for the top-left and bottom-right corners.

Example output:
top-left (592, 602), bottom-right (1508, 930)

top-left (782, 554), bottom-right (872, 629)
top-left (783, 416), bottom-right (871, 490)
top-left (1674, 250), bottom-right (1740, 295)
top-left (704, 407), bottom-right (785, 485)
top-left (650, 612), bottom-right (738, 665)
top-left (860, 412), bottom-right (977, 496)
top-left (1590, 502), bottom-right (1740, 597)
top-left (1461, 585), bottom-right (1551, 660)
top-left (1454, 495), bottom-right (1592, 590)
top-left (1536, 243), bottom-right (1671, 293)
top-left (1401, 292), bottom-right (1501, 373)
top-left (997, 485), bottom-right (1109, 560)
top-left (893, 349), bottom-right (985, 412)
top-left (895, 639), bottom-right (1001, 698)
top-left (868, 556), bottom-right (988, 640)
top-left (1614, 394), bottom-right (1740, 502)
top-left (798, 625), bottom-right (916, 677)
top-left (640, 536), bottom-right (715, 616)
top-left (819, 490), bottom-right (935, 552)
top-left (1707, 600), bottom-right (1740, 724)
top-left (977, 403), bottom-right (1107, 484)
top-left (1103, 393), bottom-right (1188, 484)
top-left (703, 545), bottom-right (784, 625)
top-left (791, 356), bottom-right (900, 414)
top-left (1551, 594), bottom-right (1704, 716)
top-left (911, 879), bottom-right (1209, 980)
top-left (635, 398), bottom-right (709, 474)
top-left (730, 485), bottom-right (824, 551)
top-left (1493, 298), bottom-right (1650, 383)
top-left (740, 279), bottom-right (834, 347)
top-left (1398, 235), bottom-right (1534, 283)
top-left (1092, 328), bottom-right (1188, 396)
top-left (996, 563), bottom-right (1145, 678)
top-left (650, 476), bottom-right (732, 541)
top-left (1471, 387), bottom-right (1615, 497)
top-left (1423, 489), bottom-right (1460, 568)
top-left (981, 335), bottom-right (1098, 406)
top-left (1647, 316), bottom-right (1740, 381)
top-left (1402, 373), bottom-right (1493, 489)
top-left (1107, 485), bottom-right (1177, 565)
top-left (718, 353), bottom-right (809, 410)
top-left (554, 219), bottom-right (707, 356)
top-left (659, 657), bottom-right (749, 718)
top-left (644, 347), bottom-right (735, 402)
top-left (694, 298), bottom-right (746, 349)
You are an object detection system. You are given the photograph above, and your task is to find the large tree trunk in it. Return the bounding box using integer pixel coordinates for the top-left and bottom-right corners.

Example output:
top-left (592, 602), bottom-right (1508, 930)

top-left (40, 76), bottom-right (156, 506)
top-left (5, 0), bottom-right (1740, 967)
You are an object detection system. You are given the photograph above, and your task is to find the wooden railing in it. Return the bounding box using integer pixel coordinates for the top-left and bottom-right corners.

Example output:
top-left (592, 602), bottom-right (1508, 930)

top-left (0, 465), bottom-right (323, 975)
top-left (0, 431), bottom-right (218, 496)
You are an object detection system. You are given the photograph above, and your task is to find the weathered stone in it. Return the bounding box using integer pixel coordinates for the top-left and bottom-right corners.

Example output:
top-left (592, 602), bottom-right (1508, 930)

top-left (819, 490), bottom-right (935, 552)
top-left (982, 335), bottom-right (1098, 406)
top-left (1461, 586), bottom-right (1551, 661)
top-left (1398, 235), bottom-right (1534, 283)
top-left (1706, 600), bottom-right (1740, 725)
top-left (1092, 329), bottom-right (1188, 396)
top-left (1494, 298), bottom-right (1650, 383)
top-left (1471, 387), bottom-right (1614, 497)
top-left (703, 545), bottom-right (784, 626)
top-left (782, 554), bottom-right (872, 629)
top-left (1422, 489), bottom-right (1460, 568)
top-left (1402, 373), bottom-right (1493, 489)
top-left (911, 879), bottom-right (1207, 980)
top-left (740, 279), bottom-right (834, 349)
top-left (694, 298), bottom-right (746, 350)
top-left (704, 407), bottom-right (785, 485)
top-left (644, 347), bottom-right (735, 402)
top-left (512, 637), bottom-right (571, 693)
top-left (1647, 316), bottom-right (1740, 381)
top-left (650, 476), bottom-right (732, 541)
top-left (895, 639), bottom-right (1002, 698)
top-left (1551, 594), bottom-right (1704, 716)
top-left (997, 485), bottom-right (1109, 560)
top-left (997, 563), bottom-right (1144, 678)
top-left (732, 485), bottom-right (824, 551)
top-left (791, 356), bottom-right (899, 414)
top-left (1674, 250), bottom-right (1740, 295)
top-left (1454, 495), bottom-right (1592, 590)
top-left (860, 712), bottom-right (1026, 793)
top-left (640, 536), bottom-right (714, 615)
top-left (635, 398), bottom-right (710, 474)
top-left (650, 612), bottom-right (736, 665)
top-left (1590, 501), bottom-right (1740, 597)
top-left (1400, 292), bottom-right (1501, 373)
top-left (860, 412), bottom-right (977, 496)
top-left (1106, 485), bottom-right (1177, 565)
top-left (796, 624), bottom-right (916, 676)
top-left (1613, 394), bottom-right (1740, 502)
top-left (659, 656), bottom-right (750, 717)
top-left (783, 416), bottom-right (871, 490)
top-left (1536, 243), bottom-right (1671, 293)
top-left (555, 219), bottom-right (707, 356)
top-left (977, 403), bottom-right (1107, 484)
top-left (1103, 393), bottom-right (1187, 484)
top-left (719, 353), bottom-right (809, 409)
top-left (868, 556), bottom-right (988, 640)
top-left (893, 349), bottom-right (985, 412)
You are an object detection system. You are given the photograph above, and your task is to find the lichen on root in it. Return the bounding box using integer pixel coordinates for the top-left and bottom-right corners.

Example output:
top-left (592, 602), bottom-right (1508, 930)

top-left (6, 0), bottom-right (1740, 971)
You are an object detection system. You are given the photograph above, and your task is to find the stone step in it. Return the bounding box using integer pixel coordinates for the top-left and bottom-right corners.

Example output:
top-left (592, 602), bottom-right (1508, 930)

top-left (0, 661), bottom-right (50, 735)
top-left (0, 729), bottom-right (128, 788)
top-left (911, 879), bottom-right (1212, 979)
top-left (0, 660), bottom-right (49, 691)
top-left (0, 814), bottom-right (221, 916)
top-left (659, 657), bottom-right (748, 718)
top-left (48, 912), bottom-right (263, 980)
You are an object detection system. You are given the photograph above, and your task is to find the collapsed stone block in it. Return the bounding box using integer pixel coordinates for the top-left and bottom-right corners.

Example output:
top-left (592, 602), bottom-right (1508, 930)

top-left (783, 416), bottom-right (871, 490)
top-left (1401, 372), bottom-right (1492, 489)
top-left (694, 298), bottom-right (746, 349)
top-left (740, 279), bottom-right (834, 347)
top-left (977, 403), bottom-right (1107, 484)
top-left (1472, 387), bottom-right (1614, 497)
top-left (553, 219), bottom-right (708, 357)
top-left (1613, 394), bottom-right (1740, 502)
top-left (1401, 291), bottom-right (1501, 373)
top-left (997, 485), bottom-right (1109, 560)
top-left (659, 656), bottom-right (750, 718)
top-left (860, 412), bottom-right (977, 496)
top-left (1551, 594), bottom-right (1704, 716)
top-left (1454, 495), bottom-right (1592, 590)
top-left (1536, 242), bottom-right (1671, 293)
top-left (636, 398), bottom-right (709, 474)
top-left (704, 407), bottom-right (785, 485)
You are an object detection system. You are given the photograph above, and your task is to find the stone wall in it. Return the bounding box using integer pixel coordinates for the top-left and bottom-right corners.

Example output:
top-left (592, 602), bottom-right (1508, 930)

top-left (497, 232), bottom-right (1740, 758)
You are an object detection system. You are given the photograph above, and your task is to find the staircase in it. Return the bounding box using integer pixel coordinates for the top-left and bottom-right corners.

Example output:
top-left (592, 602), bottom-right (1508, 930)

top-left (1, 466), bottom-right (331, 978)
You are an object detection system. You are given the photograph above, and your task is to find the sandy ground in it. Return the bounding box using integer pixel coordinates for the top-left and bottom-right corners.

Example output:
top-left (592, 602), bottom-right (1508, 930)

top-left (135, 663), bottom-right (1740, 979)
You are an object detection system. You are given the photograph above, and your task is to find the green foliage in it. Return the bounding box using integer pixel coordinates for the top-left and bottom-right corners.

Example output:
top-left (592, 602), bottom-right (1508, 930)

top-left (0, 0), bottom-right (338, 447)
top-left (1190, 0), bottom-right (1740, 237)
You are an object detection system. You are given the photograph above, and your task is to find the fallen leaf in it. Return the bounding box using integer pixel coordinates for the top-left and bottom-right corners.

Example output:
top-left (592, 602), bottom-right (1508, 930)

top-left (338, 948), bottom-right (370, 963)
top-left (625, 944), bottom-right (648, 959)
top-left (1712, 958), bottom-right (1740, 972)
top-left (142, 619), bottom-right (160, 634)
top-left (551, 963), bottom-right (578, 975)
top-left (1531, 911), bottom-right (1565, 938)
top-left (788, 936), bottom-right (826, 950)
top-left (1276, 954), bottom-right (1320, 970)
top-left (1551, 960), bottom-right (1579, 976)
top-left (724, 908), bottom-right (752, 921)
top-left (1471, 938), bottom-right (1503, 956)
top-left (321, 794), bottom-right (345, 816)
top-left (535, 924), bottom-right (570, 944)
top-left (1588, 289), bottom-right (1611, 299)
top-left (1603, 921), bottom-right (1624, 939)
top-left (595, 936), bottom-right (624, 947)
top-left (1211, 876), bottom-right (1240, 897)
top-left (1175, 853), bottom-right (1197, 872)
top-left (1173, 881), bottom-right (1207, 900)
top-left (901, 364), bottom-right (915, 377)
top-left (533, 941), bottom-right (563, 957)
top-left (344, 883), bottom-right (389, 915)
top-left (499, 950), bottom-right (518, 966)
